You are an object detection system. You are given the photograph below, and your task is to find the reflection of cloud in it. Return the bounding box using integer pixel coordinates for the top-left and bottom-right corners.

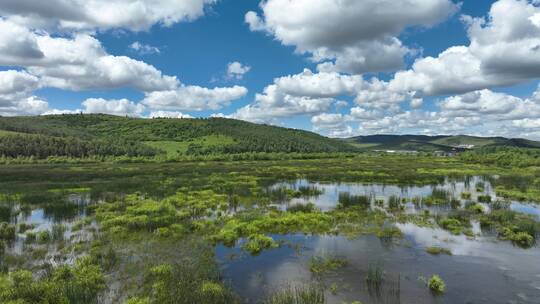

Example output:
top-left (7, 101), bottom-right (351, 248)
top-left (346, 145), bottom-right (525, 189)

top-left (396, 222), bottom-right (540, 282)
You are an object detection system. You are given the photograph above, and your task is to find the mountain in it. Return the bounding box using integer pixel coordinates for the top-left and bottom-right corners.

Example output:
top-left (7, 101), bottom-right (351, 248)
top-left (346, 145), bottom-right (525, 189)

top-left (0, 114), bottom-right (356, 158)
top-left (346, 134), bottom-right (540, 152)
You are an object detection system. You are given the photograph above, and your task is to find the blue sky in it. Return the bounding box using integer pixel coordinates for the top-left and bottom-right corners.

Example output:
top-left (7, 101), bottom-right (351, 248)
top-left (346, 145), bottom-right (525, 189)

top-left (1, 0), bottom-right (540, 139)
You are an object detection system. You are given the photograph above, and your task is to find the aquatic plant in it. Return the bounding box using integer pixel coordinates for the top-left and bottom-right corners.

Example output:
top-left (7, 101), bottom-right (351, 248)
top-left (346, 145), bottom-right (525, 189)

top-left (264, 284), bottom-right (325, 304)
top-left (24, 231), bottom-right (36, 243)
top-left (141, 261), bottom-right (239, 304)
top-left (296, 186), bottom-right (324, 197)
top-left (460, 192), bottom-right (471, 199)
top-left (477, 195), bottom-right (491, 203)
top-left (241, 234), bottom-right (279, 255)
top-left (424, 189), bottom-right (450, 206)
top-left (465, 203), bottom-right (484, 214)
top-left (0, 222), bottom-right (15, 242)
top-left (425, 246), bottom-right (452, 255)
top-left (308, 254), bottom-right (348, 275)
top-left (0, 257), bottom-right (106, 304)
top-left (287, 203), bottom-right (316, 213)
top-left (37, 230), bottom-right (51, 243)
top-left (428, 275), bottom-right (446, 293)
top-left (17, 223), bottom-right (34, 234)
top-left (388, 195), bottom-right (402, 211)
top-left (338, 192), bottom-right (370, 209)
top-left (438, 218), bottom-right (467, 235)
top-left (475, 181), bottom-right (485, 192)
top-left (376, 226), bottom-right (403, 239)
top-left (366, 263), bottom-right (384, 293)
top-left (52, 224), bottom-right (66, 241)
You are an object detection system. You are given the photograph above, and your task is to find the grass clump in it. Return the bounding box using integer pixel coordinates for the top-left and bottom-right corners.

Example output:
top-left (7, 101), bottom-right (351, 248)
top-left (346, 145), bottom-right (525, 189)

top-left (461, 192), bottom-right (471, 199)
top-left (338, 192), bottom-right (370, 209)
top-left (287, 203), bottom-right (316, 213)
top-left (465, 203), bottom-right (484, 214)
top-left (428, 275), bottom-right (446, 293)
top-left (366, 263), bottom-right (384, 292)
top-left (141, 261), bottom-right (238, 304)
top-left (0, 257), bottom-right (106, 303)
top-left (264, 284), bottom-right (324, 304)
top-left (376, 226), bottom-right (403, 240)
top-left (424, 189), bottom-right (450, 206)
top-left (309, 255), bottom-right (347, 275)
top-left (52, 224), bottom-right (66, 241)
top-left (0, 222), bottom-right (15, 242)
top-left (425, 246), bottom-right (452, 255)
top-left (241, 234), bottom-right (279, 255)
top-left (477, 195), bottom-right (491, 203)
top-left (37, 230), bottom-right (51, 243)
top-left (387, 195), bottom-right (402, 211)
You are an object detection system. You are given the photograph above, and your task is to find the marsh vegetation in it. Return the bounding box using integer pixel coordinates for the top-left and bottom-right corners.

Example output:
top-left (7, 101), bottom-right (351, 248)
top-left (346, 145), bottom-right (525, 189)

top-left (0, 154), bottom-right (539, 303)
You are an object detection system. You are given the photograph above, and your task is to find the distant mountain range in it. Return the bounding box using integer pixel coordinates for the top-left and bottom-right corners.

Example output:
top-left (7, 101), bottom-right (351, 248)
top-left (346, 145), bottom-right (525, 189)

top-left (345, 134), bottom-right (540, 152)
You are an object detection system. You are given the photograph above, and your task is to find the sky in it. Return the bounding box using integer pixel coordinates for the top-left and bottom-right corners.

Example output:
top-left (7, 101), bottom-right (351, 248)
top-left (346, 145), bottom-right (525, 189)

top-left (1, 0), bottom-right (540, 139)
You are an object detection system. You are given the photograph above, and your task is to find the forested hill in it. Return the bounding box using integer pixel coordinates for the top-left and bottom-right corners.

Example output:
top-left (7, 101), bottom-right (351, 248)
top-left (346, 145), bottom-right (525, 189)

top-left (347, 134), bottom-right (540, 152)
top-left (0, 114), bottom-right (356, 158)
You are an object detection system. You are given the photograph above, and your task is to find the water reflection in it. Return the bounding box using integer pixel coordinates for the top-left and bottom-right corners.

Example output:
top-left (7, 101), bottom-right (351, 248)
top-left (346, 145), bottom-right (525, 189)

top-left (271, 177), bottom-right (540, 219)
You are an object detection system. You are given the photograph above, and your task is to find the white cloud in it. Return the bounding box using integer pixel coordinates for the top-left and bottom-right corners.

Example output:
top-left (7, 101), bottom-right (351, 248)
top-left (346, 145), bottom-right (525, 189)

top-left (149, 111), bottom-right (194, 119)
top-left (0, 19), bottom-right (43, 65)
top-left (311, 113), bottom-right (354, 137)
top-left (227, 61), bottom-right (251, 80)
top-left (0, 0), bottom-right (217, 32)
top-left (129, 42), bottom-right (160, 55)
top-left (0, 22), bottom-right (179, 93)
top-left (233, 69), bottom-right (419, 123)
top-left (513, 118), bottom-right (540, 129)
top-left (232, 69), bottom-right (363, 122)
top-left (0, 96), bottom-right (49, 116)
top-left (0, 70), bottom-right (40, 104)
top-left (246, 0), bottom-right (458, 73)
top-left (28, 34), bottom-right (178, 92)
top-left (0, 70), bottom-right (49, 116)
top-left (390, 0), bottom-right (540, 96)
top-left (143, 85), bottom-right (248, 111)
top-left (81, 98), bottom-right (145, 116)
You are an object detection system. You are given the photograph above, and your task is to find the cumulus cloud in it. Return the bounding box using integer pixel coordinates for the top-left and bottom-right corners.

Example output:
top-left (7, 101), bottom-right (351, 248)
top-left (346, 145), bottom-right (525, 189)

top-left (129, 42), bottom-right (160, 55)
top-left (314, 85), bottom-right (540, 139)
top-left (227, 61), bottom-right (251, 80)
top-left (81, 98), bottom-right (145, 116)
top-left (311, 113), bottom-right (354, 137)
top-left (143, 85), bottom-right (248, 111)
top-left (390, 0), bottom-right (540, 96)
top-left (246, 0), bottom-right (458, 74)
top-left (232, 69), bottom-right (363, 122)
top-left (233, 69), bottom-right (419, 123)
top-left (0, 0), bottom-right (217, 31)
top-left (149, 111), bottom-right (194, 119)
top-left (0, 70), bottom-right (49, 116)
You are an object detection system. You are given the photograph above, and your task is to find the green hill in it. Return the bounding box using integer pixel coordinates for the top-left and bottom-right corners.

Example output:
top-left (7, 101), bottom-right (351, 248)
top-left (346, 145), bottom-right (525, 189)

top-left (0, 114), bottom-right (356, 158)
top-left (346, 134), bottom-right (540, 152)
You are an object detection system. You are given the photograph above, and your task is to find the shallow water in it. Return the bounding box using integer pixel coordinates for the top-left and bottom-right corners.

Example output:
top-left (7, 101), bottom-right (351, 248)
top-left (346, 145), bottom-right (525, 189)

top-left (218, 231), bottom-right (540, 303)
top-left (273, 177), bottom-right (540, 219)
